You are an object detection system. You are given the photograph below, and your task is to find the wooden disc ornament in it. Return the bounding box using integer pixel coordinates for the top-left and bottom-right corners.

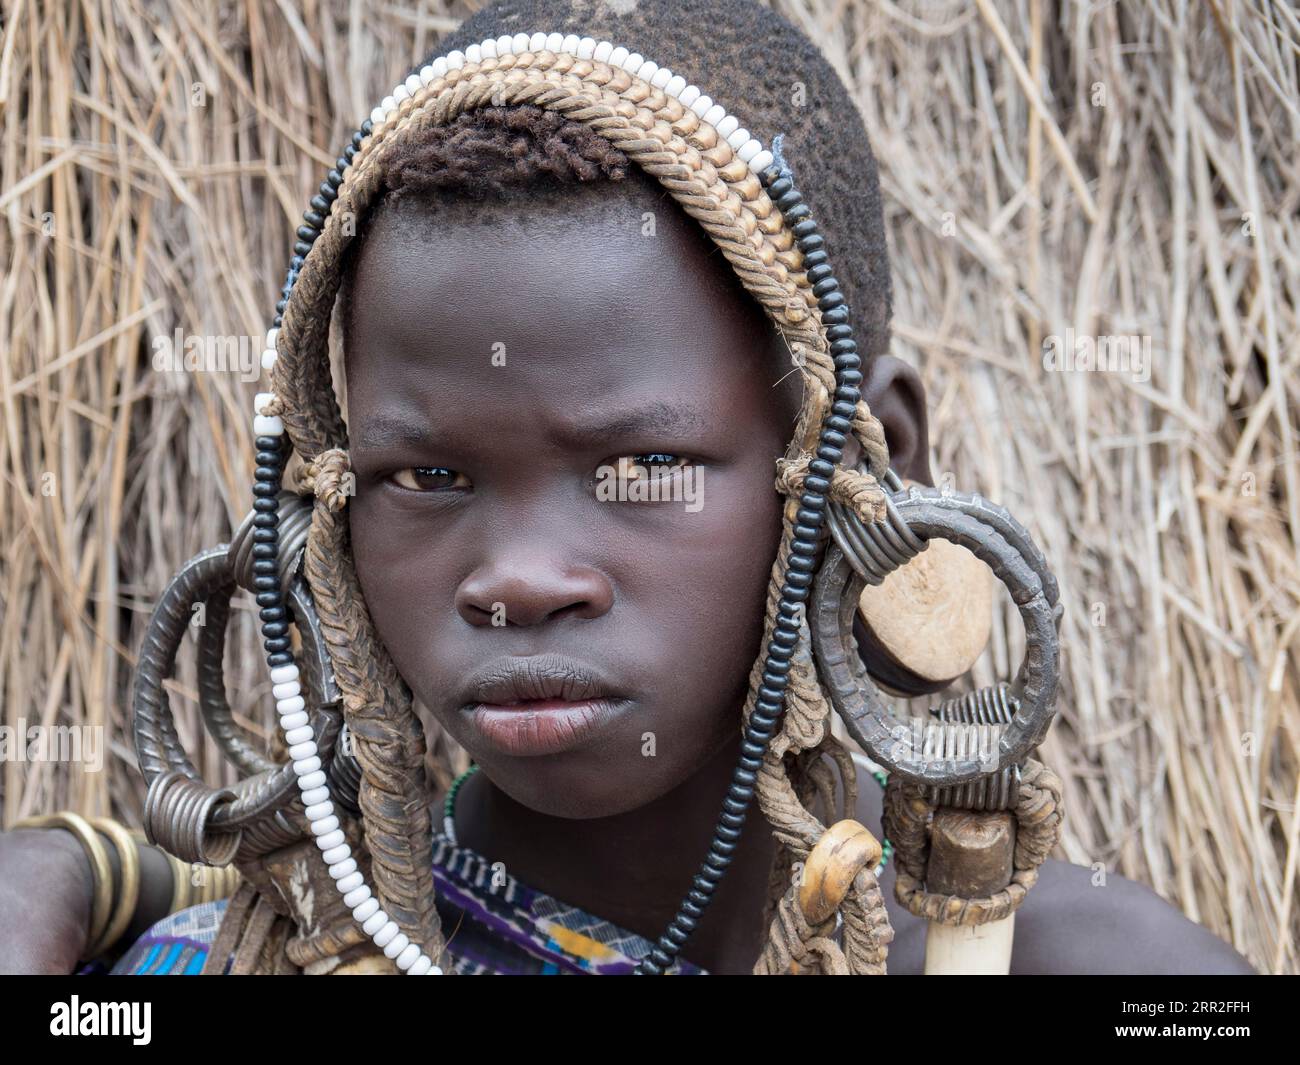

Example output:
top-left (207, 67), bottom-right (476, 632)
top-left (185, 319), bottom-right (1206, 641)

top-left (855, 484), bottom-right (994, 696)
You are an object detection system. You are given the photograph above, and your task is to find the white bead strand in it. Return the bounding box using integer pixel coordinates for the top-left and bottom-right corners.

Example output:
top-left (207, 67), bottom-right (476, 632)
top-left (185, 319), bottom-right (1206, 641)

top-left (261, 327), bottom-right (279, 371)
top-left (363, 32), bottom-right (776, 175)
top-left (253, 392), bottom-right (282, 437)
top-left (248, 386), bottom-right (444, 974)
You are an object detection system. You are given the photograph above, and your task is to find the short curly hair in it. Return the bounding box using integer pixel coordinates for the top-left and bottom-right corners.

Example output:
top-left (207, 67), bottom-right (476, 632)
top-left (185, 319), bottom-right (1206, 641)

top-left (382, 102), bottom-right (631, 199)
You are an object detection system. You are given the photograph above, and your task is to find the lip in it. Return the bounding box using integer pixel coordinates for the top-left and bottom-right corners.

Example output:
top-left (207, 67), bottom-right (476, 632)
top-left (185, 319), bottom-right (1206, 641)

top-left (468, 698), bottom-right (631, 756)
top-left (457, 654), bottom-right (631, 757)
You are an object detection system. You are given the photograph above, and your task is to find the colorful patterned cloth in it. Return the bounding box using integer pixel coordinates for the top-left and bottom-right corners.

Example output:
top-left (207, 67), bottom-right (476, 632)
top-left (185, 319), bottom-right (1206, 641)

top-left (106, 829), bottom-right (707, 975)
top-left (104, 899), bottom-right (226, 975)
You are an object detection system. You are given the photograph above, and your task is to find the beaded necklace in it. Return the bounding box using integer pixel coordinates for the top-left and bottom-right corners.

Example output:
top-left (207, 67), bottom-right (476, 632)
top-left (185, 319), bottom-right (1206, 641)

top-left (442, 764), bottom-right (479, 843)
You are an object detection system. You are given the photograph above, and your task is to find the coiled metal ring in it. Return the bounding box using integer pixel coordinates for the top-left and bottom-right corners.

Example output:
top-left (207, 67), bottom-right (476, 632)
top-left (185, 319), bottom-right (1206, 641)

top-left (132, 529), bottom-right (360, 862)
top-left (228, 489), bottom-right (314, 597)
top-left (142, 771), bottom-right (241, 866)
top-left (810, 473), bottom-right (1061, 787)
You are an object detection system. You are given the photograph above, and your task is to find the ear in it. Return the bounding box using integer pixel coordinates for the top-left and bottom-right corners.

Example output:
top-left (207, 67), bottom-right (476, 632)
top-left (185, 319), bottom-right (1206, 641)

top-left (860, 354), bottom-right (933, 486)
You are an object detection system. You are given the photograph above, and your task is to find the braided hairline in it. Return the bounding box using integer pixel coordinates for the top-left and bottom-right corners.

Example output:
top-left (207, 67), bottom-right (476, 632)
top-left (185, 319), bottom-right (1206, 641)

top-left (268, 47), bottom-right (888, 973)
top-left (380, 105), bottom-right (633, 198)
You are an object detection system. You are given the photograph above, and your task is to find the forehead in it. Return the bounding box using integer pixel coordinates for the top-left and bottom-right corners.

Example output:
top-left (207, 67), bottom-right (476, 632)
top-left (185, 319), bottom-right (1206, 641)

top-left (342, 177), bottom-right (794, 437)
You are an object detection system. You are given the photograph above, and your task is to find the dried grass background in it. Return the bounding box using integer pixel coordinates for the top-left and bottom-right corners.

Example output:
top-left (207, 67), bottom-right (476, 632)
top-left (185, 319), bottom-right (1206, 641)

top-left (1, 0), bottom-right (1296, 973)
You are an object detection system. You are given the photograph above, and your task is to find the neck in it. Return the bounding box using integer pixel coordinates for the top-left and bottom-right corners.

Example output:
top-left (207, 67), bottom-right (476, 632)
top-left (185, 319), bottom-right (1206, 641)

top-left (453, 733), bottom-right (779, 975)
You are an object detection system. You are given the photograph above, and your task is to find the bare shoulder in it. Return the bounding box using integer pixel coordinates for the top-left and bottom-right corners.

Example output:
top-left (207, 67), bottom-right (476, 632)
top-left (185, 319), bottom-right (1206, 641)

top-left (1010, 857), bottom-right (1256, 974)
top-left (848, 755), bottom-right (1256, 975)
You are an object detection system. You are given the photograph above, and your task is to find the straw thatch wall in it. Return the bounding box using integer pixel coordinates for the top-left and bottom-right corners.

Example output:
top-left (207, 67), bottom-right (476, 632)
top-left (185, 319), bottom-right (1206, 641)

top-left (1, 1), bottom-right (1296, 972)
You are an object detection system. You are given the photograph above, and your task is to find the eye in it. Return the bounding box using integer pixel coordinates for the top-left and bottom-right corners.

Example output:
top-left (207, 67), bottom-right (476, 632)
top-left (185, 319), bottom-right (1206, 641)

top-left (389, 466), bottom-right (471, 492)
top-left (617, 453), bottom-right (691, 480)
top-left (593, 453), bottom-right (702, 507)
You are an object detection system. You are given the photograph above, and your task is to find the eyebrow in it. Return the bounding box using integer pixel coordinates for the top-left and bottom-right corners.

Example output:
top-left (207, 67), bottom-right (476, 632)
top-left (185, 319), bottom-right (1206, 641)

top-left (353, 416), bottom-right (442, 454)
top-left (556, 402), bottom-right (710, 448)
top-left (353, 403), bottom-right (710, 455)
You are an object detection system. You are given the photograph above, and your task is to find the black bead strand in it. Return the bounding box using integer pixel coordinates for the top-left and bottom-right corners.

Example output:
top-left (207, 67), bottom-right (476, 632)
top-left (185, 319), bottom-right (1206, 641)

top-left (634, 140), bottom-right (862, 974)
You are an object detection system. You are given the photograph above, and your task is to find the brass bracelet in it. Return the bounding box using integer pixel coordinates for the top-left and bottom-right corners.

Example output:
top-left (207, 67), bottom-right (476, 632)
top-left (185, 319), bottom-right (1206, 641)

top-left (198, 862), bottom-right (242, 904)
top-left (171, 855), bottom-right (196, 913)
top-left (86, 817), bottom-right (141, 959)
top-left (175, 856), bottom-right (242, 908)
top-left (12, 812), bottom-right (114, 960)
top-left (126, 828), bottom-right (242, 914)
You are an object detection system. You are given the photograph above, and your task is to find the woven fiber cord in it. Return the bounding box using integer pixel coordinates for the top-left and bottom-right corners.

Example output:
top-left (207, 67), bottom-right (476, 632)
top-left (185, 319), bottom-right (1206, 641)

top-left (255, 46), bottom-right (894, 971)
top-left (750, 462), bottom-right (894, 974)
top-left (883, 758), bottom-right (1064, 925)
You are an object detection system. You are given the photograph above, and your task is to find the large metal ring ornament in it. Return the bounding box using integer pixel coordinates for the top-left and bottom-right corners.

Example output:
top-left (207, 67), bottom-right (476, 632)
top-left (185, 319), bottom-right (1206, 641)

top-left (810, 474), bottom-right (1061, 787)
top-left (131, 526), bottom-right (360, 862)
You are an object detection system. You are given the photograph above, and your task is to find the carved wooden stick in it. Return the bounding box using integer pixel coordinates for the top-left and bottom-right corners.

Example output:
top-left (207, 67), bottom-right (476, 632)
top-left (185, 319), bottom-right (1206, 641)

top-left (922, 808), bottom-right (1017, 975)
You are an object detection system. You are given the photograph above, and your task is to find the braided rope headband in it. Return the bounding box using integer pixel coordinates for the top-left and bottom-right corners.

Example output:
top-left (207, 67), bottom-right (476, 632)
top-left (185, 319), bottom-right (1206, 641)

top-left (132, 29), bottom-right (1060, 976)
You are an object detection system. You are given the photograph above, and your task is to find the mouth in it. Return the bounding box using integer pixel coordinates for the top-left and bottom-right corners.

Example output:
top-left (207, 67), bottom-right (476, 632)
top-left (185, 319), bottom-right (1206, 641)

top-left (458, 654), bottom-right (632, 757)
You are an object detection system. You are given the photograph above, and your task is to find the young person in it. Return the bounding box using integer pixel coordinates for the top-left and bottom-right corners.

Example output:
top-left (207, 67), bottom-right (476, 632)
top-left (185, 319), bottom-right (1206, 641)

top-left (0, 0), bottom-right (1253, 976)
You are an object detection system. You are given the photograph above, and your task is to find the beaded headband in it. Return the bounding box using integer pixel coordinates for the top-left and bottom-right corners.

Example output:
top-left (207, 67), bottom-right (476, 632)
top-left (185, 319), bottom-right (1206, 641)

top-left (133, 27), bottom-right (1059, 977)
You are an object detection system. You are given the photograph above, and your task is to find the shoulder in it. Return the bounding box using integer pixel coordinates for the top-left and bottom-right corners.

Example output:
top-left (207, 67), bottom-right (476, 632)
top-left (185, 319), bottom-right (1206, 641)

top-left (109, 898), bottom-right (229, 975)
top-left (1011, 859), bottom-right (1257, 974)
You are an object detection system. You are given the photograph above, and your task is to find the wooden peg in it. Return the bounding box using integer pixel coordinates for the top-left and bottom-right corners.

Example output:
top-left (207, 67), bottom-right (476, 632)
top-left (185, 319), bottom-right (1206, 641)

top-left (857, 484), bottom-right (993, 695)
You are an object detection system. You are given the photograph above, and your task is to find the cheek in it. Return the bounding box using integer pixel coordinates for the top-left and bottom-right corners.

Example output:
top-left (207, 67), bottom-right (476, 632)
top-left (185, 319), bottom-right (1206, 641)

top-left (620, 476), bottom-right (781, 637)
top-left (346, 490), bottom-right (453, 684)
top-left (613, 462), bottom-right (786, 728)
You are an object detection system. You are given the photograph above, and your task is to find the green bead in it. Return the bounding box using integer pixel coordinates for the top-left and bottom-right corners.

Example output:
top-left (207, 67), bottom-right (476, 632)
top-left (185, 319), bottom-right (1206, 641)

top-left (443, 764), bottom-right (479, 829)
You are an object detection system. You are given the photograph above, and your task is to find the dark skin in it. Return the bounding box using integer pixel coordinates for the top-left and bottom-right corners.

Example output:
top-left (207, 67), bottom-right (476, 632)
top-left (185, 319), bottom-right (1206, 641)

top-left (0, 174), bottom-right (1253, 975)
top-left (0, 826), bottom-right (176, 974)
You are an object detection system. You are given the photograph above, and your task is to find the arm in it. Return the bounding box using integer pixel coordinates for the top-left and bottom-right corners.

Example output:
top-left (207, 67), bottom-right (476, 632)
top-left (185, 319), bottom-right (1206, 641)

top-left (0, 827), bottom-right (177, 974)
top-left (0, 828), bottom-right (92, 974)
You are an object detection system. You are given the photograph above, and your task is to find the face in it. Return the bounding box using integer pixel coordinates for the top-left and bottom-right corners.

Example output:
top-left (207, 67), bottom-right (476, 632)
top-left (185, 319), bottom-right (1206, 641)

top-left (344, 176), bottom-right (799, 819)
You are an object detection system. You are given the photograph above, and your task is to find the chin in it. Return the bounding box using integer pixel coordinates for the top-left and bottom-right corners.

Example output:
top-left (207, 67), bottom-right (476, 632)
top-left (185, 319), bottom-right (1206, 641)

top-left (482, 752), bottom-right (672, 819)
top-left (484, 723), bottom-right (738, 821)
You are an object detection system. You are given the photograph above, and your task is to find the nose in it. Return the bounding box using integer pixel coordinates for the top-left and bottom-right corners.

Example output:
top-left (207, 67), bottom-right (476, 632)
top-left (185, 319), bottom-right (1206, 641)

top-left (455, 555), bottom-right (615, 628)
